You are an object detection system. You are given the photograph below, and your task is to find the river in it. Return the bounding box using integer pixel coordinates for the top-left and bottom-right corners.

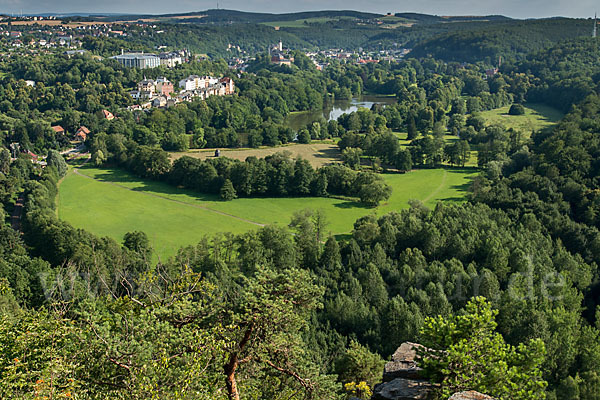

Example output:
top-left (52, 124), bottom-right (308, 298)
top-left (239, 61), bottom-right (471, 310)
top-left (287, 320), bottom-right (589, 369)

top-left (285, 95), bottom-right (396, 131)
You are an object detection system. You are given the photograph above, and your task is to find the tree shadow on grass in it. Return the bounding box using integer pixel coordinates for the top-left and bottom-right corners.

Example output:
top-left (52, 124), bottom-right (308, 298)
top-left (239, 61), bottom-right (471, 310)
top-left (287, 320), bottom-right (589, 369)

top-left (333, 200), bottom-right (370, 210)
top-left (80, 165), bottom-right (141, 184)
top-left (439, 166), bottom-right (479, 200)
top-left (313, 147), bottom-right (342, 162)
top-left (334, 233), bottom-right (352, 241)
top-left (80, 166), bottom-right (221, 202)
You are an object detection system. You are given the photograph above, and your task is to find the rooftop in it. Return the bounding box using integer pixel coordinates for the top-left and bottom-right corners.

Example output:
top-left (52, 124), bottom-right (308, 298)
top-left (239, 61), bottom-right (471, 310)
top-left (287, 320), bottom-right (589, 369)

top-left (112, 53), bottom-right (158, 60)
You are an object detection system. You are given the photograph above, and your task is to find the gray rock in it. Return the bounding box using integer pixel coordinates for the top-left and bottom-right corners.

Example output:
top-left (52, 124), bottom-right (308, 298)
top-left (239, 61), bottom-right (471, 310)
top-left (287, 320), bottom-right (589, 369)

top-left (383, 342), bottom-right (425, 382)
top-left (448, 391), bottom-right (496, 400)
top-left (372, 378), bottom-right (433, 400)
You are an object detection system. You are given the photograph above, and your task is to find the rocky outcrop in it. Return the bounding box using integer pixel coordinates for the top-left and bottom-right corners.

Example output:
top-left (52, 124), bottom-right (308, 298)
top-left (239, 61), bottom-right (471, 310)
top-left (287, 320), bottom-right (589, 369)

top-left (372, 378), bottom-right (434, 400)
top-left (371, 342), bottom-right (494, 400)
top-left (448, 391), bottom-right (496, 400)
top-left (373, 342), bottom-right (433, 400)
top-left (383, 342), bottom-right (424, 382)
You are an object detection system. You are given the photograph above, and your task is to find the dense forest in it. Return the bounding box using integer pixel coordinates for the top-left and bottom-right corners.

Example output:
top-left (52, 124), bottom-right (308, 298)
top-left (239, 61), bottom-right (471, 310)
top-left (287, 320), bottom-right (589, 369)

top-left (3, 14), bottom-right (600, 400)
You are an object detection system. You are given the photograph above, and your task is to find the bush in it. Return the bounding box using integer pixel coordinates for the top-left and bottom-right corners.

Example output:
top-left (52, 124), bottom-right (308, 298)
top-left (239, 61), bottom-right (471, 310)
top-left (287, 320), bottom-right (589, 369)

top-left (508, 104), bottom-right (525, 115)
top-left (297, 129), bottom-right (311, 144)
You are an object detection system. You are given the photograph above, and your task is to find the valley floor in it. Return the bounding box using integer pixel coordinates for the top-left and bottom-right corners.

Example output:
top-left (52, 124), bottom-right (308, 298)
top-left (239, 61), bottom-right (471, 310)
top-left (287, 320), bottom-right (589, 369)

top-left (58, 166), bottom-right (478, 261)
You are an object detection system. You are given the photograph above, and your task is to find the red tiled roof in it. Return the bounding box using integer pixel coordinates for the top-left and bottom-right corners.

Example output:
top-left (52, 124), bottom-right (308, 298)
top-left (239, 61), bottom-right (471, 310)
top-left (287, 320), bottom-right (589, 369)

top-left (76, 126), bottom-right (90, 134)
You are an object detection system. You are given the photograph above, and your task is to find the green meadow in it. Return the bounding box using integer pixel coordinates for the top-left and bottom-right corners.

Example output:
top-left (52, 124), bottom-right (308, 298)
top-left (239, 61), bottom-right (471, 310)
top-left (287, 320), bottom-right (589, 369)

top-left (58, 166), bottom-right (478, 261)
top-left (478, 103), bottom-right (563, 135)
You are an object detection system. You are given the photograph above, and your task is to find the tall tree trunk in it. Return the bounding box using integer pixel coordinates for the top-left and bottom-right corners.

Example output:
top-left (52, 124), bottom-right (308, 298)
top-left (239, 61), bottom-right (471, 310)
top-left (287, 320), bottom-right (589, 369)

top-left (224, 363), bottom-right (239, 400)
top-left (224, 324), bottom-right (253, 400)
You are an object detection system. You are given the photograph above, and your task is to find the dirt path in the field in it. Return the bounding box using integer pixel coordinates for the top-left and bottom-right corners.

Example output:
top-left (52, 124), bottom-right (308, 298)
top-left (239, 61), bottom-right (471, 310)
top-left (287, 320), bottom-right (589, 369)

top-left (72, 168), bottom-right (265, 228)
top-left (421, 169), bottom-right (448, 204)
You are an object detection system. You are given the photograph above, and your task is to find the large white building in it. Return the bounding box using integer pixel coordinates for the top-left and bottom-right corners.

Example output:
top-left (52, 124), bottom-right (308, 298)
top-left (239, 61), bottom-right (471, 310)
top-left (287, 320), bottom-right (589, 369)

top-left (178, 75), bottom-right (220, 91)
top-left (111, 53), bottom-right (160, 69)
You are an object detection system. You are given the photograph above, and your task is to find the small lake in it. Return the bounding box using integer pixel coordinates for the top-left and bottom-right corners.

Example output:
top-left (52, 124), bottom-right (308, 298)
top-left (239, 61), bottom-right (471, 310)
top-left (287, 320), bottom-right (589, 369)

top-left (285, 95), bottom-right (396, 131)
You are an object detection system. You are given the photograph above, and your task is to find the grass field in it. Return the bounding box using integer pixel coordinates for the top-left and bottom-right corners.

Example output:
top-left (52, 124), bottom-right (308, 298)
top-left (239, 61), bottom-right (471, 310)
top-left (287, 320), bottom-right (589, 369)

top-left (478, 103), bottom-right (563, 135)
top-left (58, 165), bottom-right (478, 261)
top-left (170, 143), bottom-right (341, 168)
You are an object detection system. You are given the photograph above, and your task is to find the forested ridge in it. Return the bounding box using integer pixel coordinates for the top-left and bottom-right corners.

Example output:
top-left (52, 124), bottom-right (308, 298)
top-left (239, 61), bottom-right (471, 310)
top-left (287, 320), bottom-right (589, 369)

top-left (8, 10), bottom-right (594, 58)
top-left (2, 21), bottom-right (600, 399)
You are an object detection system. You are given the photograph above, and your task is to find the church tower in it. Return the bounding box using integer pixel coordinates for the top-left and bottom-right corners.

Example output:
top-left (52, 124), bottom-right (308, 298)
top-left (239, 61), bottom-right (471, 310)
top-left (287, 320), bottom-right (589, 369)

top-left (594, 13), bottom-right (597, 38)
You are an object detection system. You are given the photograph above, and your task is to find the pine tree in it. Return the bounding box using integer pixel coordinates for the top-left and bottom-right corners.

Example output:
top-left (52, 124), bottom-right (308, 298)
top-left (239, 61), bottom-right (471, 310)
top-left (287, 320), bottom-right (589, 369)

top-left (220, 179), bottom-right (237, 201)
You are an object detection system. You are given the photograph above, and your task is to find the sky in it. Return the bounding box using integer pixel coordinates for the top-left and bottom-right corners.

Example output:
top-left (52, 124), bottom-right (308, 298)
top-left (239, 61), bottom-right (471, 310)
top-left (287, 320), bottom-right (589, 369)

top-left (0, 0), bottom-right (597, 19)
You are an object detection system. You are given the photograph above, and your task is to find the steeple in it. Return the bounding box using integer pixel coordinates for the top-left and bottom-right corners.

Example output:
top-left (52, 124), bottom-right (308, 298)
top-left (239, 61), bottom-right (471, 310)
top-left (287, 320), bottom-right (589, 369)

top-left (594, 13), bottom-right (597, 38)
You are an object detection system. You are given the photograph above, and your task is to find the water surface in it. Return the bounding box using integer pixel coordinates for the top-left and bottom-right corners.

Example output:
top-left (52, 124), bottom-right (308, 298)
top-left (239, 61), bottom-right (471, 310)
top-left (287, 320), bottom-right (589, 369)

top-left (286, 95), bottom-right (396, 131)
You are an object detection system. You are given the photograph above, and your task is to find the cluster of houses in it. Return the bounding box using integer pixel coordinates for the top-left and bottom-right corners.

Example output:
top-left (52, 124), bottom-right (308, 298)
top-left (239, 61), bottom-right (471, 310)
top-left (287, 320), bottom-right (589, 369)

top-left (49, 109), bottom-right (113, 143)
top-left (128, 75), bottom-right (235, 110)
top-left (51, 125), bottom-right (90, 142)
top-left (0, 30), bottom-right (82, 49)
top-left (305, 48), bottom-right (411, 68)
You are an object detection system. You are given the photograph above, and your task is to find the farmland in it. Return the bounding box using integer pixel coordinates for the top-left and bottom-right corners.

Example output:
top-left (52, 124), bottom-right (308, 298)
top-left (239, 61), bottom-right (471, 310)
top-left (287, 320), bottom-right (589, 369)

top-left (58, 165), bottom-right (478, 261)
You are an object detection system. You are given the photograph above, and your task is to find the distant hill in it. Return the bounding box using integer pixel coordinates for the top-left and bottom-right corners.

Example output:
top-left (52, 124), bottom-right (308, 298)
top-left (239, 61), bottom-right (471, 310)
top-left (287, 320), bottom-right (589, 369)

top-left (97, 9), bottom-right (383, 23)
top-left (409, 18), bottom-right (591, 63)
top-left (89, 10), bottom-right (517, 25)
top-left (74, 9), bottom-right (591, 62)
top-left (394, 13), bottom-right (511, 24)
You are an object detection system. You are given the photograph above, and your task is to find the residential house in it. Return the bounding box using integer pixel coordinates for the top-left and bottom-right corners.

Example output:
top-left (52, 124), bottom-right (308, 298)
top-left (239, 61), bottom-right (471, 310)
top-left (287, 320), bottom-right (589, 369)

top-left (26, 151), bottom-right (38, 161)
top-left (51, 125), bottom-right (65, 135)
top-left (179, 75), bottom-right (199, 91)
top-left (57, 36), bottom-right (72, 46)
top-left (64, 49), bottom-right (87, 57)
top-left (155, 77), bottom-right (174, 96)
top-left (174, 76), bottom-right (235, 105)
top-left (152, 96), bottom-right (167, 108)
top-left (219, 77), bottom-right (235, 95)
top-left (159, 52), bottom-right (182, 68)
top-left (75, 126), bottom-right (90, 141)
top-left (137, 79), bottom-right (156, 99)
top-left (102, 110), bottom-right (115, 120)
top-left (199, 76), bottom-right (219, 88)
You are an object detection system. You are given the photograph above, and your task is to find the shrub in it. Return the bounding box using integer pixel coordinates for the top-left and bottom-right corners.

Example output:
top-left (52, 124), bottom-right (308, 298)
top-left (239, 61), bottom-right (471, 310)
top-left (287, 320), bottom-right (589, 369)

top-left (508, 103), bottom-right (525, 115)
